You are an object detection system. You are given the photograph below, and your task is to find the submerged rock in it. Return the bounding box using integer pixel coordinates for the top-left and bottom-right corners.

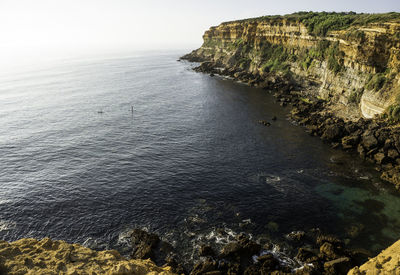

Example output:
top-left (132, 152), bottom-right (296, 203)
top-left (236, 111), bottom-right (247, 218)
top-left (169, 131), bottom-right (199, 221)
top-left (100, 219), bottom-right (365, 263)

top-left (130, 229), bottom-right (160, 260)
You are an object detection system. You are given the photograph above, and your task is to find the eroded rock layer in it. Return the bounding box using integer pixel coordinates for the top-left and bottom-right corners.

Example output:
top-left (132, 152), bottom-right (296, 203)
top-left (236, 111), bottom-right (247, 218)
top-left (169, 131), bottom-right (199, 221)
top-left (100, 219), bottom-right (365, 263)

top-left (348, 239), bottom-right (400, 274)
top-left (183, 13), bottom-right (400, 120)
top-left (0, 238), bottom-right (175, 275)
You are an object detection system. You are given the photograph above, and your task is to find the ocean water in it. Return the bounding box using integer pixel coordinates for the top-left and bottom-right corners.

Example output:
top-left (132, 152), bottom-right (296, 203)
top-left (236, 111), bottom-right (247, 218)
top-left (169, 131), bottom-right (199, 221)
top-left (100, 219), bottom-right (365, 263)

top-left (0, 50), bottom-right (400, 263)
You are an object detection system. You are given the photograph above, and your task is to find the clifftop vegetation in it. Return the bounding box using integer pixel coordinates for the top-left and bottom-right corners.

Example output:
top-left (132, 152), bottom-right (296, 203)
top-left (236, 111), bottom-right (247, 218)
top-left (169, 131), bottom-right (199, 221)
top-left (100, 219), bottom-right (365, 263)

top-left (223, 12), bottom-right (400, 36)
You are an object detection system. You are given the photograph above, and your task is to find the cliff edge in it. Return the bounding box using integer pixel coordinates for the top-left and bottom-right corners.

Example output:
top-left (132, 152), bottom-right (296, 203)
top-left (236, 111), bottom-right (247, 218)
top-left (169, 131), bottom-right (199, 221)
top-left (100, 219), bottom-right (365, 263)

top-left (348, 239), bottom-right (400, 274)
top-left (183, 12), bottom-right (400, 121)
top-left (0, 238), bottom-right (175, 275)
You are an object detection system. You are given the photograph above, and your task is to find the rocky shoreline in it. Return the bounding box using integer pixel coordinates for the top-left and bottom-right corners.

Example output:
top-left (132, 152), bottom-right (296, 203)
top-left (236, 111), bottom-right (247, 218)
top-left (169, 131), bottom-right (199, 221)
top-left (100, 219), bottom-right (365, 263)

top-left (0, 227), bottom-right (375, 274)
top-left (174, 54), bottom-right (400, 274)
top-left (182, 58), bottom-right (400, 191)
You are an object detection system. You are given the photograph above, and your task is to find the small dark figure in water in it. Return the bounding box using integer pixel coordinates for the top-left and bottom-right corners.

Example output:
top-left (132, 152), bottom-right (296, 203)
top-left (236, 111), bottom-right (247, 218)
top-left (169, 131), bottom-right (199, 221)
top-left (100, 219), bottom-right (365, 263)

top-left (258, 120), bottom-right (271, 126)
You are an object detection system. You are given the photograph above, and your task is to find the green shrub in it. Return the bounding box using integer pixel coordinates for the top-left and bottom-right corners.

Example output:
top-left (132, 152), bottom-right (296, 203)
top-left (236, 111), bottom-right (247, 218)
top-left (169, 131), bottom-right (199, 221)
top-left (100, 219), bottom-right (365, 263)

top-left (387, 104), bottom-right (400, 122)
top-left (309, 40), bottom-right (331, 60)
top-left (326, 42), bottom-right (343, 74)
top-left (301, 56), bottom-right (313, 70)
top-left (259, 42), bottom-right (292, 74)
top-left (238, 57), bottom-right (249, 69)
top-left (365, 73), bottom-right (387, 91)
top-left (348, 90), bottom-right (362, 104)
top-left (224, 12), bottom-right (400, 37)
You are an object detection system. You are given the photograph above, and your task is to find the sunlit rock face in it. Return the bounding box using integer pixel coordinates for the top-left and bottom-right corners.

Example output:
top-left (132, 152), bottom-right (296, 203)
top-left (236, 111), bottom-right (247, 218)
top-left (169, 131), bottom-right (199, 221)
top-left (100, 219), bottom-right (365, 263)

top-left (184, 17), bottom-right (400, 120)
top-left (0, 238), bottom-right (175, 275)
top-left (348, 239), bottom-right (400, 274)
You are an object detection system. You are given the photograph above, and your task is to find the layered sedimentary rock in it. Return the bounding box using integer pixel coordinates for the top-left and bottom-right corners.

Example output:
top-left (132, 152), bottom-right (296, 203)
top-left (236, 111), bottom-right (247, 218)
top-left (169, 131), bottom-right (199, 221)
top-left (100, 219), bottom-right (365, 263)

top-left (183, 14), bottom-right (400, 120)
top-left (348, 239), bottom-right (400, 274)
top-left (0, 238), bottom-right (175, 275)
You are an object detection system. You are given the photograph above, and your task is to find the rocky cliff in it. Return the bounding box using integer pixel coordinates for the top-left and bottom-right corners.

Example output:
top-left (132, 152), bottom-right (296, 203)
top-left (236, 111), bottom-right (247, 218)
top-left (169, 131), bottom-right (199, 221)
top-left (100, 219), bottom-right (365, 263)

top-left (183, 12), bottom-right (400, 120)
top-left (0, 238), bottom-right (175, 275)
top-left (348, 239), bottom-right (400, 274)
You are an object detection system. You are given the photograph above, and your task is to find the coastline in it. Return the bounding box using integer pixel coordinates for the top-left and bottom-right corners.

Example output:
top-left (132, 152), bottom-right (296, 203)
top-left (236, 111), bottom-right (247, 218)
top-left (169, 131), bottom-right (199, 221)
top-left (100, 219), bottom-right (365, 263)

top-left (1, 229), bottom-right (396, 274)
top-left (0, 228), bottom-right (374, 275)
top-left (178, 54), bottom-right (400, 273)
top-left (0, 237), bottom-right (174, 275)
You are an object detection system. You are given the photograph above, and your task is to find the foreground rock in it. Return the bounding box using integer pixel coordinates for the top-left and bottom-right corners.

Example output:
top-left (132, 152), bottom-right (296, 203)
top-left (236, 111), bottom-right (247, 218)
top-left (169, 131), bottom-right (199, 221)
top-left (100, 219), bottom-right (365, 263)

top-left (190, 231), bottom-right (365, 275)
top-left (348, 240), bottom-right (400, 275)
top-left (0, 238), bottom-right (175, 275)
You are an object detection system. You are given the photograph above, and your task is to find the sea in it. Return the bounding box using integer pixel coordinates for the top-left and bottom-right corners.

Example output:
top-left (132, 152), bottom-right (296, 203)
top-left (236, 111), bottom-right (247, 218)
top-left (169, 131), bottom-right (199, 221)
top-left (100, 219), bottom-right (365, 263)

top-left (1, 50), bottom-right (400, 265)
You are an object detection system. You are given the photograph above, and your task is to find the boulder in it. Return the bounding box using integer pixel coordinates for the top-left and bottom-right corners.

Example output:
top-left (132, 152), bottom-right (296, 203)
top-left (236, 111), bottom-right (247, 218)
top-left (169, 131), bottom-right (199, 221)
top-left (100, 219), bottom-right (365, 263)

top-left (319, 242), bottom-right (340, 260)
top-left (316, 235), bottom-right (343, 247)
top-left (258, 253), bottom-right (279, 272)
top-left (323, 257), bottom-right (351, 275)
top-left (341, 134), bottom-right (360, 150)
top-left (191, 258), bottom-right (219, 275)
top-left (296, 248), bottom-right (319, 263)
top-left (199, 245), bottom-right (215, 257)
top-left (388, 149), bottom-right (399, 159)
top-left (130, 229), bottom-right (160, 261)
top-left (374, 152), bottom-right (387, 164)
top-left (219, 235), bottom-right (261, 270)
top-left (286, 231), bottom-right (306, 242)
top-left (357, 144), bottom-right (366, 159)
top-left (361, 131), bottom-right (378, 151)
top-left (321, 124), bottom-right (344, 142)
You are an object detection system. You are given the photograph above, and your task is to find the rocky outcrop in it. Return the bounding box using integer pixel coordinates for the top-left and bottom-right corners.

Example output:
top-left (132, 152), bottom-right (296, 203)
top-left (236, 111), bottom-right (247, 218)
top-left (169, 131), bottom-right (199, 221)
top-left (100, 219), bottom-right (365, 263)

top-left (182, 13), bottom-right (400, 120)
top-left (182, 12), bottom-right (400, 191)
top-left (348, 239), bottom-right (400, 274)
top-left (0, 238), bottom-right (175, 275)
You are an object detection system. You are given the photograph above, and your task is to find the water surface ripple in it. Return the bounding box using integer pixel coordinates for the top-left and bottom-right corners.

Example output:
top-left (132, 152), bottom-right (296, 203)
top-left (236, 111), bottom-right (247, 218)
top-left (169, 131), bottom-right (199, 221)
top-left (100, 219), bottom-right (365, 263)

top-left (0, 51), bottom-right (399, 258)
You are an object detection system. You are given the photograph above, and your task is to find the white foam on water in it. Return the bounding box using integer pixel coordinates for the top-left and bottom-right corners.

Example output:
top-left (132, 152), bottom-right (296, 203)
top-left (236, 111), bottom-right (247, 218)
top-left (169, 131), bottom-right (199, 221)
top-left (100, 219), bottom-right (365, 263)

top-left (0, 200), bottom-right (11, 205)
top-left (253, 244), bottom-right (303, 270)
top-left (265, 175), bottom-right (281, 183)
top-left (0, 220), bottom-right (16, 231)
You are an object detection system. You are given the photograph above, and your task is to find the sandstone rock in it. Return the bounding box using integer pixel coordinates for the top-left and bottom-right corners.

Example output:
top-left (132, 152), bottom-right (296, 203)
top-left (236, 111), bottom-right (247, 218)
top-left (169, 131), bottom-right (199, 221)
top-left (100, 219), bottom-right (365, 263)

top-left (322, 124), bottom-right (344, 142)
top-left (191, 258), bottom-right (218, 275)
top-left (316, 235), bottom-right (344, 247)
top-left (357, 144), bottom-right (366, 159)
top-left (361, 131), bottom-right (378, 151)
top-left (348, 239), bottom-right (400, 275)
top-left (0, 238), bottom-right (175, 275)
top-left (131, 229), bottom-right (160, 260)
top-left (320, 242), bottom-right (340, 260)
top-left (296, 248), bottom-right (319, 263)
top-left (220, 237), bottom-right (261, 260)
top-left (323, 257), bottom-right (351, 274)
top-left (342, 135), bottom-right (360, 149)
top-left (219, 235), bottom-right (261, 271)
top-left (388, 148), bottom-right (399, 159)
top-left (257, 253), bottom-right (279, 272)
top-left (286, 231), bottom-right (306, 242)
top-left (374, 152), bottom-right (387, 164)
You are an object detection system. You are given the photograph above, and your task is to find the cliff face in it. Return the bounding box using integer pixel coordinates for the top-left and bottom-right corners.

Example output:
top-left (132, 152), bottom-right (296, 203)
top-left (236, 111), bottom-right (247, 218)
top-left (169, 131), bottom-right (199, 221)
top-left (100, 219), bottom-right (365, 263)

top-left (184, 15), bottom-right (400, 120)
top-left (347, 239), bottom-right (400, 274)
top-left (0, 238), bottom-right (175, 275)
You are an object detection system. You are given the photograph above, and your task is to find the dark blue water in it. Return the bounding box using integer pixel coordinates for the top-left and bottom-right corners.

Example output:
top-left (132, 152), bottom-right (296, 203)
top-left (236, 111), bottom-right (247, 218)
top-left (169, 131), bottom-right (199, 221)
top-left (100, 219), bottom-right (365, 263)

top-left (1, 51), bottom-right (400, 262)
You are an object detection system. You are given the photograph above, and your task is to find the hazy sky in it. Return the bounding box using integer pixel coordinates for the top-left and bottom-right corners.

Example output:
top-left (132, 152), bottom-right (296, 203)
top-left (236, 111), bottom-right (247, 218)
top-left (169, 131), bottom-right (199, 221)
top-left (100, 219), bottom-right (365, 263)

top-left (0, 0), bottom-right (399, 69)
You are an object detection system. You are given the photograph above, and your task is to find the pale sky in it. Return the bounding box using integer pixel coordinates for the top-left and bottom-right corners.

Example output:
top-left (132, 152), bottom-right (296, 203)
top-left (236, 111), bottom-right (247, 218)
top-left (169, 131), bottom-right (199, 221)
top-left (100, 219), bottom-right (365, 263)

top-left (0, 0), bottom-right (399, 70)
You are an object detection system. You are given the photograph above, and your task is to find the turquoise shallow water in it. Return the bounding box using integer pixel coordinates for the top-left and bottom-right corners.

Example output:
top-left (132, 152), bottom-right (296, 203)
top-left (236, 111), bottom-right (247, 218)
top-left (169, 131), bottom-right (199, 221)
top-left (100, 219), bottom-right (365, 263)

top-left (0, 50), bottom-right (399, 261)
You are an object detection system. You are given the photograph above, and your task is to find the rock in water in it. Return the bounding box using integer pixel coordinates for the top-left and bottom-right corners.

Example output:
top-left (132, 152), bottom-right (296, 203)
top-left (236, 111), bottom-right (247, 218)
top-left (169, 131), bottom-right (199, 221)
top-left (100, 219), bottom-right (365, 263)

top-left (323, 257), bottom-right (351, 274)
top-left (130, 229), bottom-right (160, 260)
